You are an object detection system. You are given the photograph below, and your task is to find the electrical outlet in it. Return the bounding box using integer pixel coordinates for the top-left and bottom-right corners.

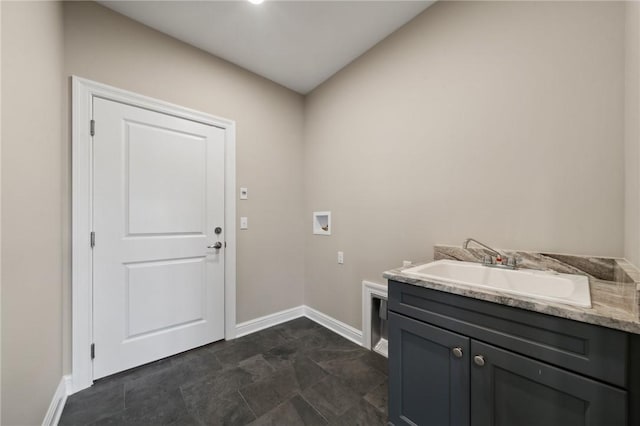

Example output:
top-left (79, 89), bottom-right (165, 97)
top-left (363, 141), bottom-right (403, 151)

top-left (338, 251), bottom-right (344, 264)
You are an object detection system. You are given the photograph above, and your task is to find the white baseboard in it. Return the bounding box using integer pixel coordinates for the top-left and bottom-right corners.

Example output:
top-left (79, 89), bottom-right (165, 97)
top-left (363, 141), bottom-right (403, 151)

top-left (235, 305), bottom-right (305, 338)
top-left (235, 305), bottom-right (364, 347)
top-left (304, 306), bottom-right (363, 346)
top-left (42, 375), bottom-right (71, 426)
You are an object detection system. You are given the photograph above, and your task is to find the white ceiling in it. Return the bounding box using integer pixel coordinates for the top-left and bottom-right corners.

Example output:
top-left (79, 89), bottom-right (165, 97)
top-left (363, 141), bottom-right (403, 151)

top-left (98, 1), bottom-right (435, 94)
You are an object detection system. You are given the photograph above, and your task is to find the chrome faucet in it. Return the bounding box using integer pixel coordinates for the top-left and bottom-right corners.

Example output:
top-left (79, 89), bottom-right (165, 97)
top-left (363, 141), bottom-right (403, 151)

top-left (463, 238), bottom-right (501, 257)
top-left (462, 238), bottom-right (516, 269)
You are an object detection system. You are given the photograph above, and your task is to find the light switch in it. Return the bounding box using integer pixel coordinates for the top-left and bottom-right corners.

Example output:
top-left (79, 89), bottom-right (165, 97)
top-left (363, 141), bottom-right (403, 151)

top-left (240, 217), bottom-right (248, 230)
top-left (240, 187), bottom-right (248, 200)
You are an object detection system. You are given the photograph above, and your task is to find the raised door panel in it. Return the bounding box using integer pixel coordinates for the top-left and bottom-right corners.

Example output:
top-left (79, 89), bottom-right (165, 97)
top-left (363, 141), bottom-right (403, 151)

top-left (389, 311), bottom-right (470, 426)
top-left (127, 122), bottom-right (207, 235)
top-left (126, 258), bottom-right (206, 337)
top-left (470, 340), bottom-right (627, 426)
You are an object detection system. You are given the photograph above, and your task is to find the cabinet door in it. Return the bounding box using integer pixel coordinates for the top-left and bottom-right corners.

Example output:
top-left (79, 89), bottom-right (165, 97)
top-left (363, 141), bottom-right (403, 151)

top-left (389, 311), bottom-right (470, 426)
top-left (470, 340), bottom-right (627, 426)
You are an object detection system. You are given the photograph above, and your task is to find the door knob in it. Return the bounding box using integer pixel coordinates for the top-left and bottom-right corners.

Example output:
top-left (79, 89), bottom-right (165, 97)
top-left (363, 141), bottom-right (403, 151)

top-left (208, 242), bottom-right (222, 249)
top-left (452, 347), bottom-right (463, 358)
top-left (474, 355), bottom-right (485, 367)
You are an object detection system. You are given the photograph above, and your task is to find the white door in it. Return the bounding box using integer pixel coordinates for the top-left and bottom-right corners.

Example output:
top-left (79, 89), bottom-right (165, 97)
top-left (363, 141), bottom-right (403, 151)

top-left (92, 97), bottom-right (226, 379)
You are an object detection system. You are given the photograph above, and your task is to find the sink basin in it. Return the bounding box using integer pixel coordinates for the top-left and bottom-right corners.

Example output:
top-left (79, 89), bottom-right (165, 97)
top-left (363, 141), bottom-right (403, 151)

top-left (402, 260), bottom-right (591, 308)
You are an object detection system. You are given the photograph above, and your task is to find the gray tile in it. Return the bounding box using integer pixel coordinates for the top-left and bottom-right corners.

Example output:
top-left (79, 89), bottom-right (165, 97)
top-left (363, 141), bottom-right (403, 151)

top-left (307, 346), bottom-right (363, 364)
top-left (271, 317), bottom-right (322, 340)
top-left (240, 327), bottom-right (292, 351)
top-left (183, 389), bottom-right (256, 426)
top-left (264, 343), bottom-right (327, 390)
top-left (124, 363), bottom-right (196, 409)
top-left (359, 351), bottom-right (388, 376)
top-left (240, 367), bottom-right (301, 416)
top-left (291, 356), bottom-right (328, 390)
top-left (302, 331), bottom-right (363, 364)
top-left (264, 341), bottom-right (301, 369)
top-left (208, 337), bottom-right (238, 354)
top-left (59, 381), bottom-right (125, 426)
top-left (307, 327), bottom-right (361, 350)
top-left (181, 355), bottom-right (274, 400)
top-left (331, 398), bottom-right (387, 426)
top-left (363, 379), bottom-right (388, 415)
top-left (100, 358), bottom-right (174, 386)
top-left (317, 354), bottom-right (386, 395)
top-left (238, 354), bottom-right (278, 381)
top-left (170, 344), bottom-right (224, 377)
top-left (216, 339), bottom-right (265, 367)
top-left (301, 375), bottom-right (361, 421)
top-left (249, 394), bottom-right (327, 426)
top-left (89, 395), bottom-right (198, 426)
top-left (294, 329), bottom-right (340, 353)
top-left (290, 395), bottom-right (329, 425)
top-left (181, 366), bottom-right (250, 399)
top-left (59, 322), bottom-right (387, 426)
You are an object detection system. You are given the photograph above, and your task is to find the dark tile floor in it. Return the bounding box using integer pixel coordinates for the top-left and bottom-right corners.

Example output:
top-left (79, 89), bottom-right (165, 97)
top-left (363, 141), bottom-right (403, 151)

top-left (59, 318), bottom-right (388, 426)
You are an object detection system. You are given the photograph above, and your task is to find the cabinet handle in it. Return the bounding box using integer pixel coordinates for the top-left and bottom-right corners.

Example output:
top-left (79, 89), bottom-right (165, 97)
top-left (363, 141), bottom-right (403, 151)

top-left (474, 355), bottom-right (485, 367)
top-left (452, 347), bottom-right (463, 358)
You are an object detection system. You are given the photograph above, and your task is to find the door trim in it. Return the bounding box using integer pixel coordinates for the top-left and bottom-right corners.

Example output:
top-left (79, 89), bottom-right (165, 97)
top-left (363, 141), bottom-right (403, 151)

top-left (71, 76), bottom-right (236, 393)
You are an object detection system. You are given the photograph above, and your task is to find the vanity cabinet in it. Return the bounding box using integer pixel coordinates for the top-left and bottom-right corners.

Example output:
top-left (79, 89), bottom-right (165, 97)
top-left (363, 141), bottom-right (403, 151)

top-left (388, 280), bottom-right (637, 426)
top-left (389, 312), bottom-right (470, 425)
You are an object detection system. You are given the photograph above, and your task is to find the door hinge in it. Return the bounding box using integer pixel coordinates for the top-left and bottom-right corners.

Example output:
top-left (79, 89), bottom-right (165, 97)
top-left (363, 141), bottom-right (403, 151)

top-left (90, 119), bottom-right (95, 136)
top-left (90, 343), bottom-right (95, 360)
top-left (90, 231), bottom-right (95, 248)
top-left (224, 241), bottom-right (227, 248)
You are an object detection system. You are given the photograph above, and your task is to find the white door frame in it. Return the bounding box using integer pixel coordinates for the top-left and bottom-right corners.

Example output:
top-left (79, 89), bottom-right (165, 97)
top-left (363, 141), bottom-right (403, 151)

top-left (71, 76), bottom-right (236, 393)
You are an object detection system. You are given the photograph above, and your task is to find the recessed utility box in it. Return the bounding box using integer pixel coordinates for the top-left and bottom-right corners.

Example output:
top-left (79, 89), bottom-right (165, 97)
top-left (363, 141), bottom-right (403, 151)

top-left (362, 281), bottom-right (389, 359)
top-left (313, 211), bottom-right (331, 235)
top-left (370, 296), bottom-right (388, 358)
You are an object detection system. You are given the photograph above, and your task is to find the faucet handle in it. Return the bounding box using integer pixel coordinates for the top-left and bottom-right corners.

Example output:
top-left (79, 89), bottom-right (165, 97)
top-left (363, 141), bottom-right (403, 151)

top-left (482, 255), bottom-right (493, 265)
top-left (506, 257), bottom-right (517, 268)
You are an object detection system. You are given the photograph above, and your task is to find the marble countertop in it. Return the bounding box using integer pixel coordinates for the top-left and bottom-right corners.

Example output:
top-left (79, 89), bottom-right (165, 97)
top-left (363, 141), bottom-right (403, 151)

top-left (383, 256), bottom-right (640, 335)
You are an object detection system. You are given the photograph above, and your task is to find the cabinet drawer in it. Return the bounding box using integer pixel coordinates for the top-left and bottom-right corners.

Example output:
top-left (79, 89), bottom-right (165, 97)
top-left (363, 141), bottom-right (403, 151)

top-left (389, 280), bottom-right (628, 387)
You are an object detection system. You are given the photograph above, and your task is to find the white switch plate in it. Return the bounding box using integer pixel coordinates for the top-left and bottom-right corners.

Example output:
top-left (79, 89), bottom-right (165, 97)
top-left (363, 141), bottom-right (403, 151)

top-left (240, 187), bottom-right (248, 200)
top-left (338, 251), bottom-right (344, 264)
top-left (240, 217), bottom-right (248, 229)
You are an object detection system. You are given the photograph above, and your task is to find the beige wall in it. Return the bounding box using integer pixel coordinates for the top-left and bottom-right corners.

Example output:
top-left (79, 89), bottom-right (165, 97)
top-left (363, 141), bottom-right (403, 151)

top-left (304, 1), bottom-right (626, 329)
top-left (1, 1), bottom-right (3, 422)
top-left (1, 1), bottom-right (4, 422)
top-left (61, 2), bottom-right (306, 373)
top-left (625, 1), bottom-right (640, 267)
top-left (1, 2), bottom-right (65, 425)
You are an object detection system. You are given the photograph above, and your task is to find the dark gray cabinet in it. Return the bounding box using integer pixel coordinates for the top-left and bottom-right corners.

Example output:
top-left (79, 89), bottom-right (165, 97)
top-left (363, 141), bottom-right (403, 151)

top-left (389, 311), bottom-right (469, 425)
top-left (388, 280), bottom-right (635, 426)
top-left (470, 340), bottom-right (626, 426)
